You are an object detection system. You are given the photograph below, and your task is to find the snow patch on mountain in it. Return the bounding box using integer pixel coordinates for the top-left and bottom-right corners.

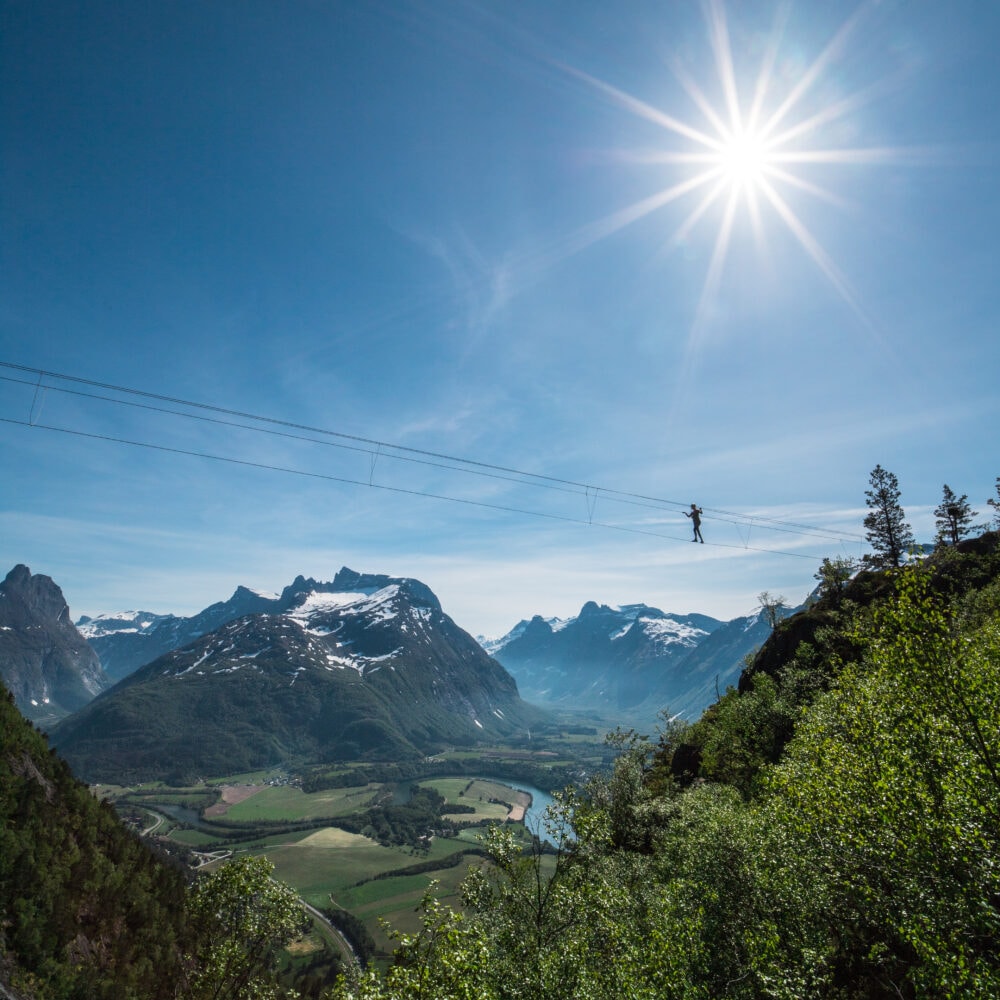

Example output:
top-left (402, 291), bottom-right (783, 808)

top-left (477, 633), bottom-right (511, 655)
top-left (289, 590), bottom-right (371, 614)
top-left (76, 610), bottom-right (170, 639)
top-left (639, 617), bottom-right (708, 647)
top-left (285, 585), bottom-right (401, 634)
top-left (356, 585), bottom-right (402, 622)
top-left (479, 615), bottom-right (570, 653)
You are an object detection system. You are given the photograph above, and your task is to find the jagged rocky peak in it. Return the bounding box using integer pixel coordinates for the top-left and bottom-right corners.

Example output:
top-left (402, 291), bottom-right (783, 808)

top-left (279, 573), bottom-right (342, 606)
top-left (522, 615), bottom-right (554, 638)
top-left (2, 564), bottom-right (74, 626)
top-left (207, 585), bottom-right (280, 615)
top-left (282, 567), bottom-right (442, 612)
top-left (81, 567), bottom-right (453, 687)
top-left (232, 584), bottom-right (273, 601)
top-left (577, 600), bottom-right (621, 619)
top-left (0, 564), bottom-right (109, 721)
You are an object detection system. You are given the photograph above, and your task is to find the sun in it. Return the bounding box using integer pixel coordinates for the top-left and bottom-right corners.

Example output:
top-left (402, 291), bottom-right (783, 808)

top-left (561, 0), bottom-right (901, 323)
top-left (716, 126), bottom-right (772, 191)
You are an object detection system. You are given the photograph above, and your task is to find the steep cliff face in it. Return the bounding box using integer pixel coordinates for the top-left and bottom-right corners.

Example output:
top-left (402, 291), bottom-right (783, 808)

top-left (0, 565), bottom-right (108, 723)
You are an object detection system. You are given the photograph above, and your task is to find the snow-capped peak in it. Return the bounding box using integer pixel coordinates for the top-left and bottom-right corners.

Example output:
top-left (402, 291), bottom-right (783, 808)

top-left (75, 610), bottom-right (171, 639)
top-left (284, 584), bottom-right (402, 635)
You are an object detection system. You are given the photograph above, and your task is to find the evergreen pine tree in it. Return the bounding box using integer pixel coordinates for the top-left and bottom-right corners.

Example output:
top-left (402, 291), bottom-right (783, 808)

top-left (934, 484), bottom-right (977, 546)
top-left (863, 464), bottom-right (915, 568)
top-left (989, 476), bottom-right (1000, 529)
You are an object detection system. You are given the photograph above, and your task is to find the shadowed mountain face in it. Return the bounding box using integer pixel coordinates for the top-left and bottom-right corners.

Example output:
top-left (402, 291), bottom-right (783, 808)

top-left (485, 601), bottom-right (778, 721)
top-left (52, 569), bottom-right (547, 783)
top-left (0, 565), bottom-right (109, 723)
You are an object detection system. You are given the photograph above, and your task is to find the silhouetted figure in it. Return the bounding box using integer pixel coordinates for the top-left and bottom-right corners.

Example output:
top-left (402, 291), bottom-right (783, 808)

top-left (685, 503), bottom-right (704, 543)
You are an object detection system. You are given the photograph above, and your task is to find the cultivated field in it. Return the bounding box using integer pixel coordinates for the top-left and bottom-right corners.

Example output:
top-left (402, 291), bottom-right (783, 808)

top-left (420, 776), bottom-right (531, 821)
top-left (108, 731), bottom-right (612, 975)
top-left (221, 783), bottom-right (382, 822)
top-left (118, 776), bottom-right (538, 960)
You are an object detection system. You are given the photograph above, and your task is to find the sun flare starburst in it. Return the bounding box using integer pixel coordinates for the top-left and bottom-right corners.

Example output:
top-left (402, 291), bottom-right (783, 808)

top-left (563, 0), bottom-right (903, 329)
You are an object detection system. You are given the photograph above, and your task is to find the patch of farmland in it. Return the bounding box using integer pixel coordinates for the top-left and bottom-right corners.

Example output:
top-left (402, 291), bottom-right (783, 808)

top-left (420, 777), bottom-right (530, 821)
top-left (224, 783), bottom-right (382, 822)
top-left (296, 828), bottom-right (374, 849)
top-left (203, 784), bottom-right (264, 817)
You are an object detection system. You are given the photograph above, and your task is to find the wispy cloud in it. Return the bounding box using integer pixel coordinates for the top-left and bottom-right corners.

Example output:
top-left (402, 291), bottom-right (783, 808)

top-left (399, 223), bottom-right (516, 352)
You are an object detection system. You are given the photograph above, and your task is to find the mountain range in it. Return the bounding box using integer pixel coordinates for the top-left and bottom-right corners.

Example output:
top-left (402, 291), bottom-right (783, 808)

top-left (1, 562), bottom-right (783, 783)
top-left (76, 577), bottom-right (780, 726)
top-left (483, 600), bottom-right (782, 719)
top-left (50, 568), bottom-right (547, 783)
top-left (76, 583), bottom-right (296, 681)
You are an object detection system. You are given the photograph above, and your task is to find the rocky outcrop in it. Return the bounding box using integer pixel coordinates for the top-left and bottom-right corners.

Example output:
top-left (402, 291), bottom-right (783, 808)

top-left (0, 565), bottom-right (109, 723)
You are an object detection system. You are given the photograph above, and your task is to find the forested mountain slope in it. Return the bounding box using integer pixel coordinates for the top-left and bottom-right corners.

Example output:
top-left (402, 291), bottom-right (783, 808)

top-left (0, 687), bottom-right (190, 999)
top-left (1, 686), bottom-right (318, 999)
top-left (329, 531), bottom-right (1000, 999)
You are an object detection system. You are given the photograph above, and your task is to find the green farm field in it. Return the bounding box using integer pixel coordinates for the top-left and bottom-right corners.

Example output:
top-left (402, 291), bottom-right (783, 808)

top-left (221, 783), bottom-right (382, 822)
top-left (419, 777), bottom-right (530, 821)
top-left (259, 829), bottom-right (454, 906)
top-left (119, 750), bottom-right (583, 970)
top-left (170, 827), bottom-right (224, 847)
top-left (355, 865), bottom-right (475, 954)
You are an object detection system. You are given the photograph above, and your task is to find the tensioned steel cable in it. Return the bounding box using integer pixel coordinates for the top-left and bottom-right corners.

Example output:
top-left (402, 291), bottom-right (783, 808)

top-left (0, 414), bottom-right (826, 560)
top-left (0, 373), bottom-right (588, 500)
top-left (0, 371), bottom-right (859, 545)
top-left (0, 360), bottom-right (864, 544)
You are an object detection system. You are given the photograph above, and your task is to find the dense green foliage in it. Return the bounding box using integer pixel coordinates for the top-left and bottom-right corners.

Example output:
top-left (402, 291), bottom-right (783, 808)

top-left (1, 690), bottom-right (312, 998)
top-left (185, 855), bottom-right (305, 1000)
top-left (988, 477), bottom-right (1000, 528)
top-left (322, 909), bottom-right (378, 966)
top-left (327, 533), bottom-right (1000, 999)
top-left (0, 688), bottom-right (191, 998)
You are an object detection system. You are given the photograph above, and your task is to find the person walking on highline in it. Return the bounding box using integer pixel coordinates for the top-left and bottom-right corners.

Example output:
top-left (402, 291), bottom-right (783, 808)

top-left (685, 503), bottom-right (704, 543)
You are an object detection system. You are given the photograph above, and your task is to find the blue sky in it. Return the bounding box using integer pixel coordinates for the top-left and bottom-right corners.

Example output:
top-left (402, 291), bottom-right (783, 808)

top-left (2, 0), bottom-right (998, 638)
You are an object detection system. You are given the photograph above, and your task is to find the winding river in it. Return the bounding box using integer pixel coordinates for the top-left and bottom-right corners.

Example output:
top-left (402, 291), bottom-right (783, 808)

top-left (506, 782), bottom-right (556, 833)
